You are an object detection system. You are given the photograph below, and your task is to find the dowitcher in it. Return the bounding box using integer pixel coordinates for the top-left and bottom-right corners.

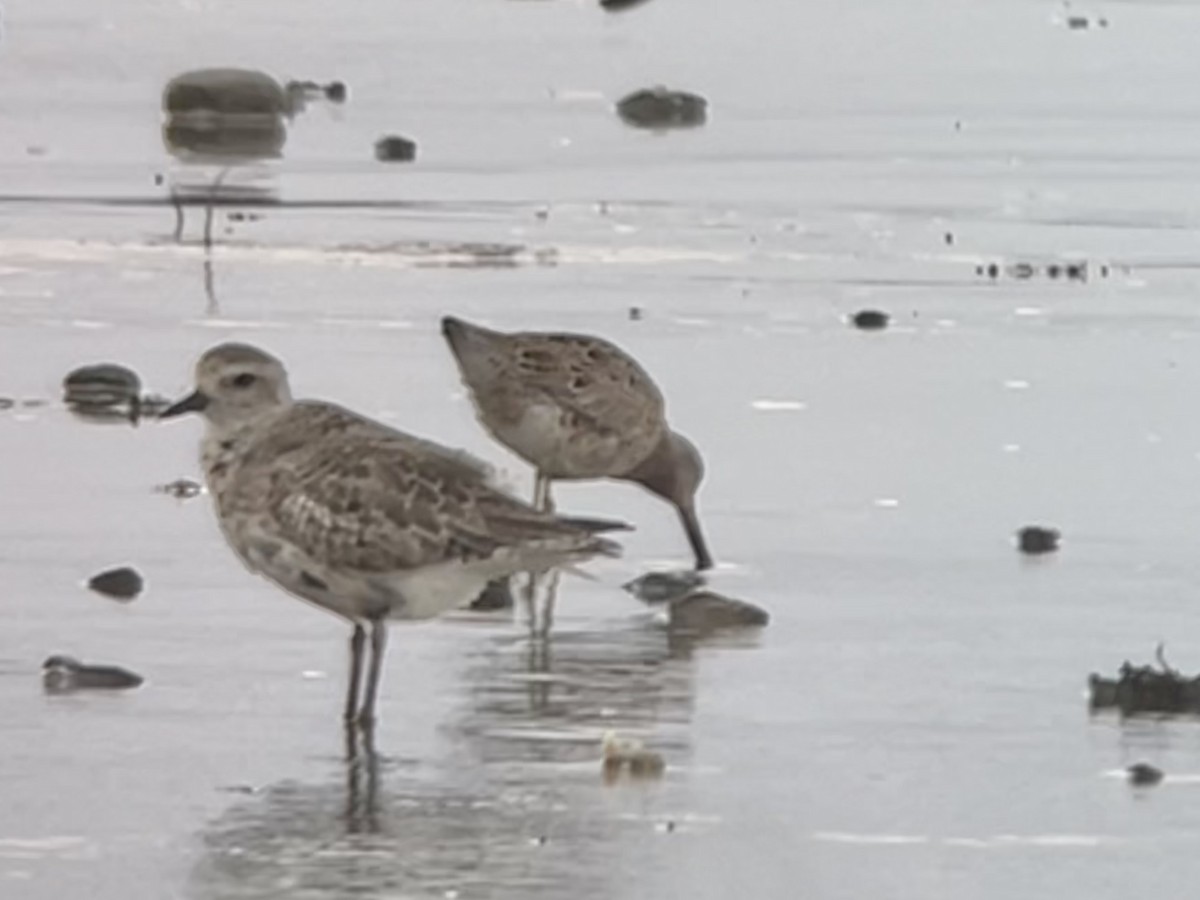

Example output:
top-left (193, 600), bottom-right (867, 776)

top-left (159, 342), bottom-right (624, 725)
top-left (441, 316), bottom-right (713, 570)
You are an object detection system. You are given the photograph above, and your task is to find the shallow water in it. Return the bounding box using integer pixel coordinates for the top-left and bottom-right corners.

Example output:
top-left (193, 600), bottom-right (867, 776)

top-left (6, 0), bottom-right (1200, 897)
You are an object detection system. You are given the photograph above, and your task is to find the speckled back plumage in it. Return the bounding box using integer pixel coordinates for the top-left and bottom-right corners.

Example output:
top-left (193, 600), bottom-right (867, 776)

top-left (209, 402), bottom-right (617, 578)
top-left (442, 319), bottom-right (667, 479)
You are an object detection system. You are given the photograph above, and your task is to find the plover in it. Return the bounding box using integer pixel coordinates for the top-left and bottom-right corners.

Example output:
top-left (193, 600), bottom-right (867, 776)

top-left (441, 316), bottom-right (713, 570)
top-left (159, 342), bottom-right (625, 725)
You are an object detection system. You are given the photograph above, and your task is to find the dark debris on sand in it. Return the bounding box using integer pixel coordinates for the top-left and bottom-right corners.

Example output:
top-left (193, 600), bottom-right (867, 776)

top-left (1017, 525), bottom-right (1060, 555)
top-left (1089, 644), bottom-right (1200, 716)
top-left (616, 86), bottom-right (707, 130)
top-left (849, 309), bottom-right (889, 331)
top-left (375, 135), bottom-right (418, 162)
top-left (668, 590), bottom-right (769, 635)
top-left (87, 566), bottom-right (144, 601)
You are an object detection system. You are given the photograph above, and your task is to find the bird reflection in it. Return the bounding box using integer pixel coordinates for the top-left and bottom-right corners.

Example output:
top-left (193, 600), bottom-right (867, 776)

top-left (521, 569), bottom-right (563, 638)
top-left (343, 721), bottom-right (381, 833)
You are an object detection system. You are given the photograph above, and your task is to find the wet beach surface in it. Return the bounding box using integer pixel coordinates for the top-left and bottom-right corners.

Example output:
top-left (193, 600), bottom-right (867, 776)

top-left (7, 0), bottom-right (1200, 897)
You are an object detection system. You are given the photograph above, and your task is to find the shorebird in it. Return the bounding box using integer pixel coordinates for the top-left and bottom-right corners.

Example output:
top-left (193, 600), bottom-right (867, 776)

top-left (441, 316), bottom-right (713, 570)
top-left (159, 342), bottom-right (625, 726)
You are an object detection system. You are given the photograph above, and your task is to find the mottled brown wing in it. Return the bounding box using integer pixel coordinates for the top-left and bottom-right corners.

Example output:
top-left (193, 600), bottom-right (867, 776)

top-left (229, 402), bottom-right (591, 573)
top-left (507, 333), bottom-right (667, 439)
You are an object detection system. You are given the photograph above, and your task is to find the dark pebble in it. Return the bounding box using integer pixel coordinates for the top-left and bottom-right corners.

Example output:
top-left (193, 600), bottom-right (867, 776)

top-left (324, 81), bottom-right (348, 104)
top-left (156, 478), bottom-right (203, 500)
top-left (1017, 526), bottom-right (1060, 555)
top-left (1046, 263), bottom-right (1062, 279)
top-left (469, 578), bottom-right (514, 611)
top-left (850, 309), bottom-right (889, 331)
top-left (628, 306), bottom-right (643, 321)
top-left (944, 232), bottom-right (954, 245)
top-left (87, 566), bottom-right (144, 601)
top-left (1010, 262), bottom-right (1035, 280)
top-left (668, 591), bottom-right (770, 634)
top-left (1065, 261), bottom-right (1087, 281)
top-left (986, 263), bottom-right (1000, 279)
top-left (63, 363), bottom-right (141, 409)
top-left (600, 0), bottom-right (653, 10)
top-left (375, 135), bottom-right (417, 163)
top-left (616, 86), bottom-right (707, 130)
top-left (1127, 762), bottom-right (1163, 786)
top-left (0, 397), bottom-right (14, 410)
top-left (42, 655), bottom-right (143, 693)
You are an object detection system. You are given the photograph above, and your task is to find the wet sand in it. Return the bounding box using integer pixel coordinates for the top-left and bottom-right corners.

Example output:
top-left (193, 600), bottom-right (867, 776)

top-left (6, 0), bottom-right (1200, 897)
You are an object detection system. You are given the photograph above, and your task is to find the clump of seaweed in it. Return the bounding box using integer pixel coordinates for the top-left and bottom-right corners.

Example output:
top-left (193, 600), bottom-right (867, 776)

top-left (1089, 643), bottom-right (1200, 716)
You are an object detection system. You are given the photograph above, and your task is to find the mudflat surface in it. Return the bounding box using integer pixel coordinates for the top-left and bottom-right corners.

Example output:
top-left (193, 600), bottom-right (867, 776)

top-left (4, 0), bottom-right (1200, 897)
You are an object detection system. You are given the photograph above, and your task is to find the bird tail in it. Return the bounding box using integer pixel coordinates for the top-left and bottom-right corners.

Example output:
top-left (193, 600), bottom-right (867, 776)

top-left (557, 515), bottom-right (633, 535)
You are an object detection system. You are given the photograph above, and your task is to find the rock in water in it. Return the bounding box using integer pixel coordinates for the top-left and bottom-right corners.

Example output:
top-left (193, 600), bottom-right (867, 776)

top-left (850, 309), bottom-right (889, 331)
top-left (600, 0), bottom-right (654, 10)
top-left (42, 655), bottom-right (143, 693)
top-left (375, 135), bottom-right (418, 162)
top-left (616, 87), bottom-right (707, 130)
top-left (155, 478), bottom-right (203, 500)
top-left (668, 591), bottom-right (769, 634)
top-left (1017, 526), bottom-right (1060, 554)
top-left (63, 363), bottom-right (141, 415)
top-left (87, 566), bottom-right (144, 601)
top-left (622, 569), bottom-right (705, 604)
top-left (1127, 762), bottom-right (1164, 786)
top-left (469, 577), bottom-right (514, 611)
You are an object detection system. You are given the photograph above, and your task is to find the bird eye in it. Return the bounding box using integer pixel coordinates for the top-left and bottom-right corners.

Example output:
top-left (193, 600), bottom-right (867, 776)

top-left (232, 373), bottom-right (257, 389)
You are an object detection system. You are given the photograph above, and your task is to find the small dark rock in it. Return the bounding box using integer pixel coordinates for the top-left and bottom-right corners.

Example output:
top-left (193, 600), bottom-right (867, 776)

top-left (1009, 262), bottom-right (1036, 280)
top-left (943, 232), bottom-right (954, 246)
top-left (375, 135), bottom-right (418, 163)
top-left (63, 363), bottom-right (141, 410)
top-left (1127, 762), bottom-right (1163, 786)
top-left (1017, 526), bottom-right (1060, 555)
top-left (1065, 261), bottom-right (1088, 281)
top-left (156, 478), bottom-right (203, 500)
top-left (600, 0), bottom-right (653, 10)
top-left (623, 569), bottom-right (705, 604)
top-left (0, 397), bottom-right (14, 410)
top-left (850, 309), bottom-right (889, 331)
top-left (1066, 15), bottom-right (1090, 29)
top-left (324, 81), bottom-right (348, 104)
top-left (616, 86), bottom-right (707, 130)
top-left (87, 566), bottom-right (144, 601)
top-left (668, 591), bottom-right (769, 635)
top-left (42, 655), bottom-right (143, 693)
top-left (628, 306), bottom-right (643, 321)
top-left (986, 263), bottom-right (1000, 279)
top-left (470, 578), bottom-right (514, 611)
top-left (1046, 263), bottom-right (1062, 279)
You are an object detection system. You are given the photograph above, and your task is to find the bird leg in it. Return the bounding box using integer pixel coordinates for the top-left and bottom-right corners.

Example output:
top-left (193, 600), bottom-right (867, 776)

top-left (357, 619), bottom-right (388, 726)
top-left (343, 624), bottom-right (366, 726)
top-left (538, 570), bottom-right (562, 638)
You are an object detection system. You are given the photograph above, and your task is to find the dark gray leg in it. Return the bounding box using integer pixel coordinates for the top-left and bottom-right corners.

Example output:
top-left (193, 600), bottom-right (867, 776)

top-left (344, 624), bottom-right (366, 724)
top-left (532, 471), bottom-right (546, 510)
top-left (539, 570), bottom-right (562, 637)
top-left (172, 192), bottom-right (184, 242)
top-left (357, 619), bottom-right (388, 725)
